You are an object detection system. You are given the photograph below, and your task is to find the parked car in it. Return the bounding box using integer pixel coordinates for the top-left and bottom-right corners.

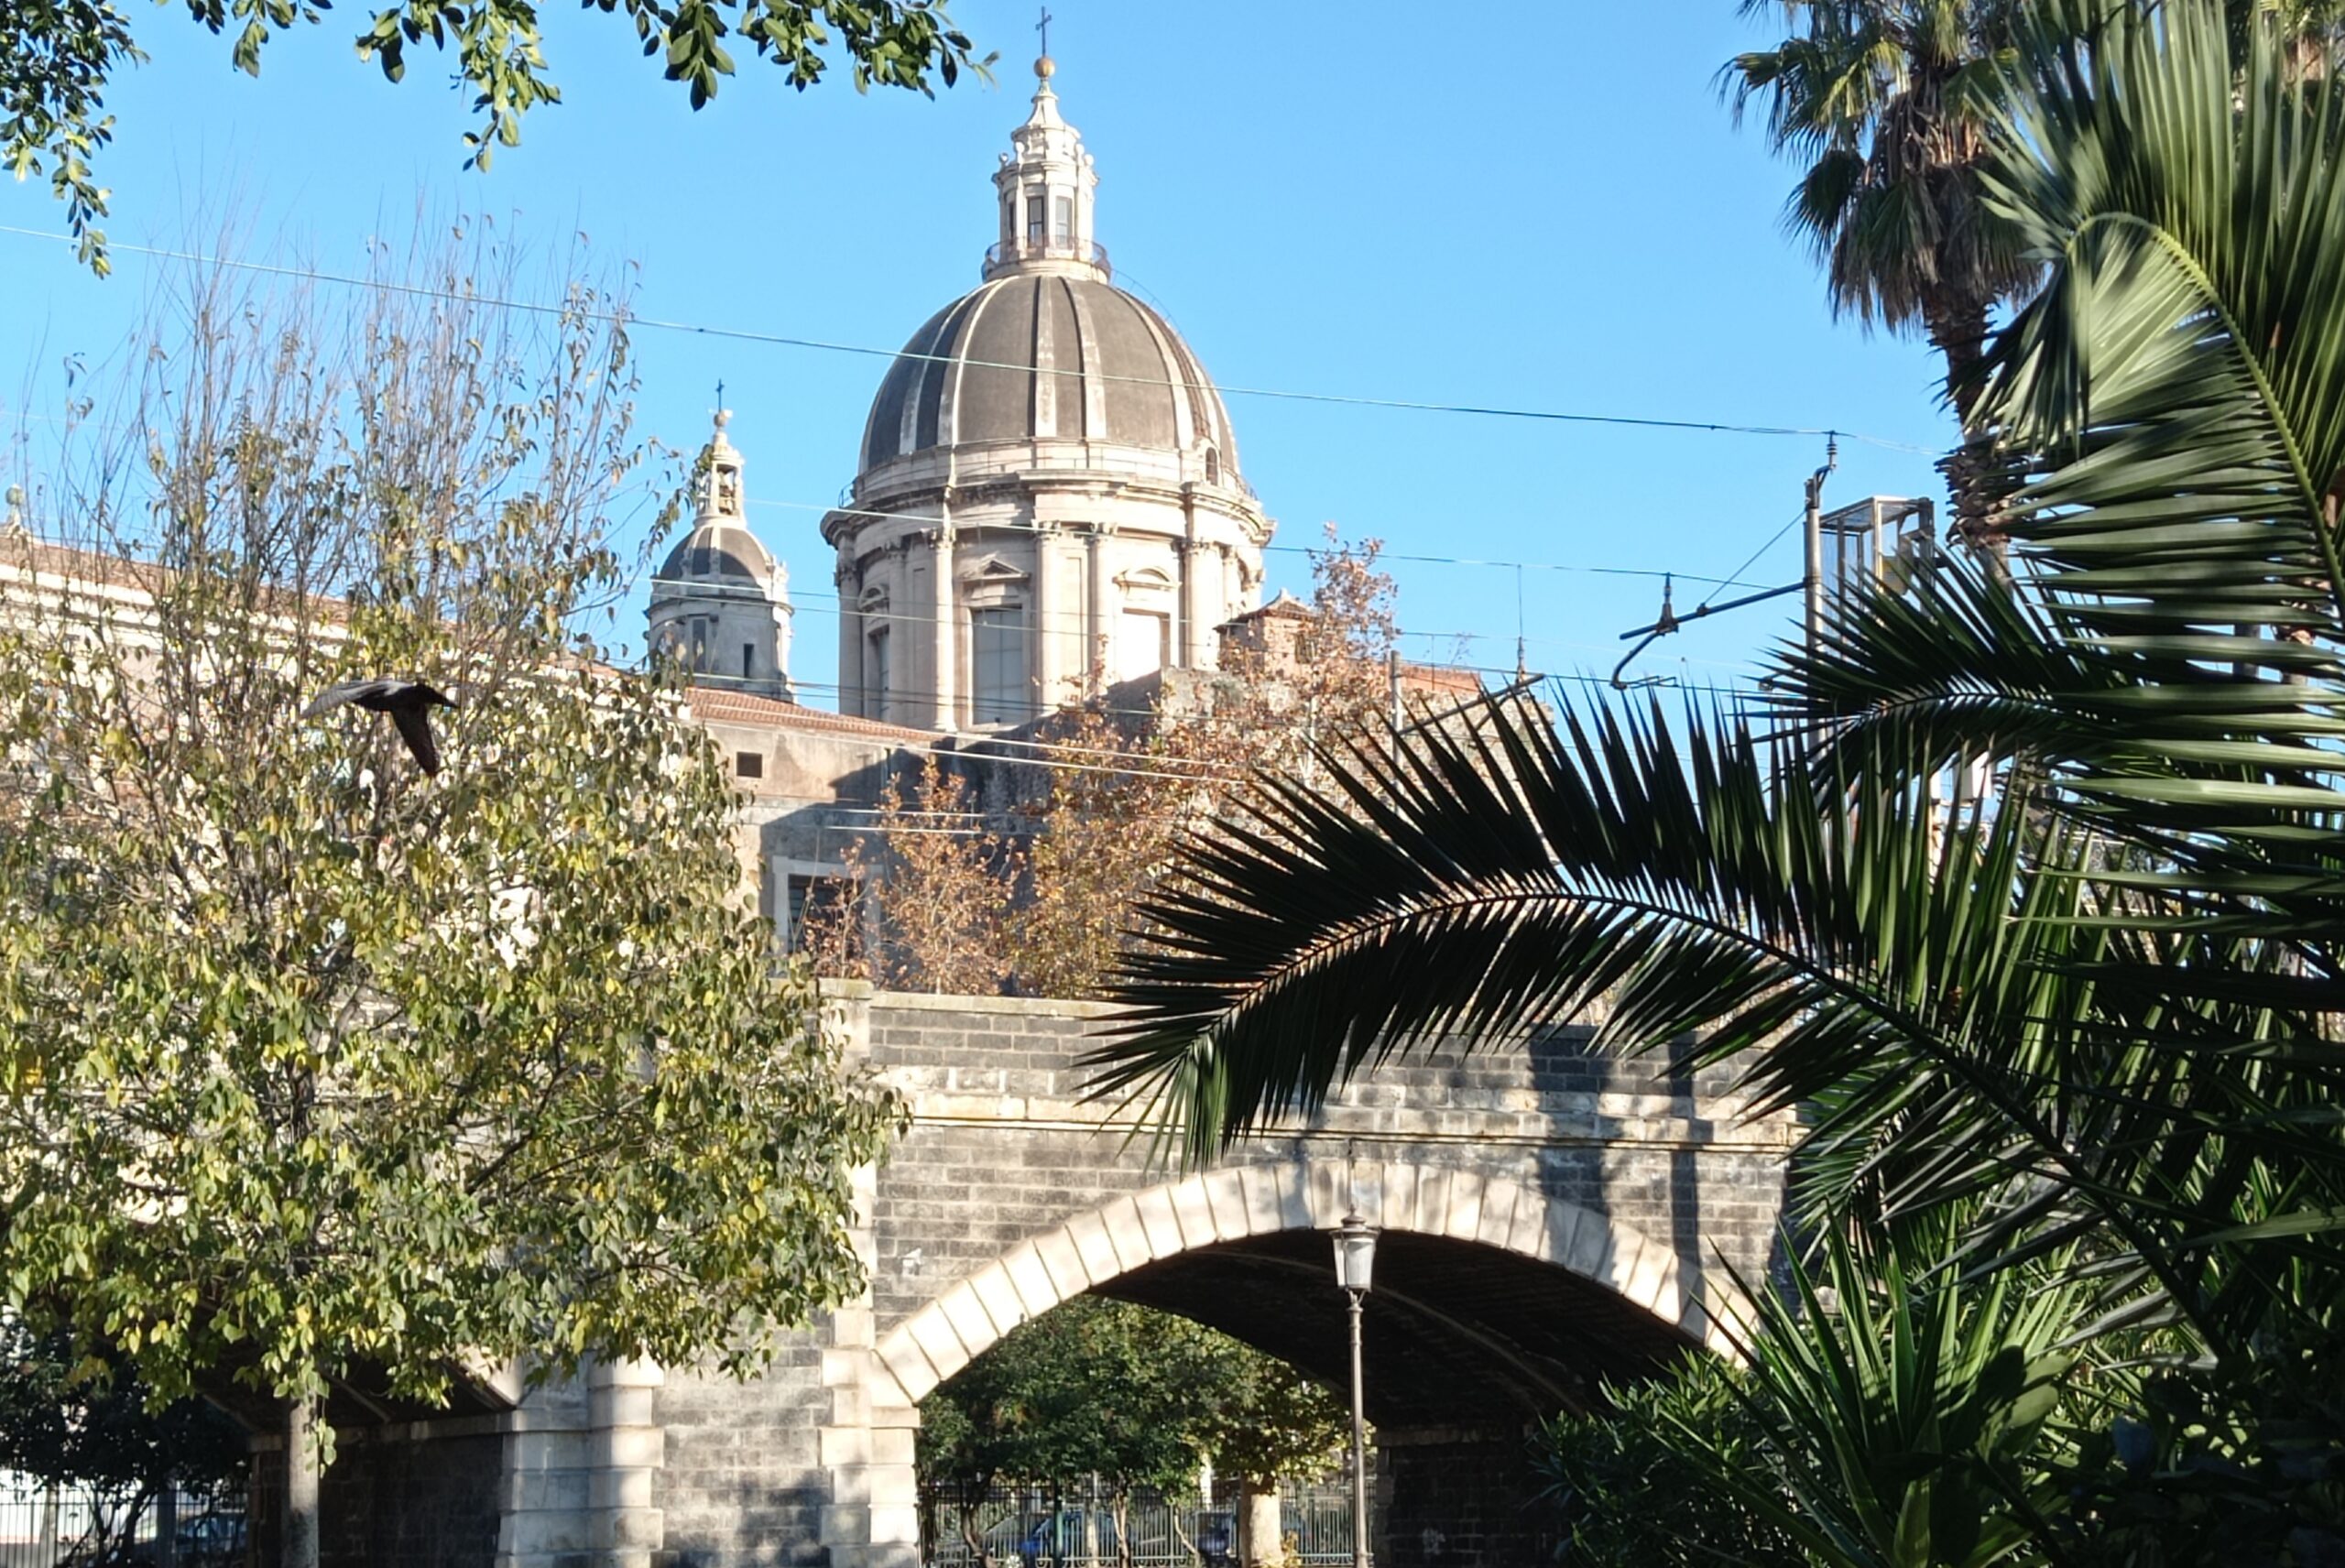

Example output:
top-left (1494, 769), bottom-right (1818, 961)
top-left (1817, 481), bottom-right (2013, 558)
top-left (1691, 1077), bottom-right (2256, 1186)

top-left (1191, 1510), bottom-right (1236, 1568)
top-left (64, 1511), bottom-right (248, 1568)
top-left (1014, 1508), bottom-right (1118, 1568)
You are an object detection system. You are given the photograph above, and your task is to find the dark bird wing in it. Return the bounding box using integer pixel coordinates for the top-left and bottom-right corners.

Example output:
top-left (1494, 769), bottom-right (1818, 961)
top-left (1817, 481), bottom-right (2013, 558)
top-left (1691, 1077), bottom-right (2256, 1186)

top-left (300, 678), bottom-right (396, 719)
top-left (388, 702), bottom-right (442, 776)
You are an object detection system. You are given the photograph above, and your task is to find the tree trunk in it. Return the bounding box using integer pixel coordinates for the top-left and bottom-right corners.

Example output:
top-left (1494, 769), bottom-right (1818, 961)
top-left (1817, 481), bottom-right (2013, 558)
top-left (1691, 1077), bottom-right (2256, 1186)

top-left (1238, 1484), bottom-right (1281, 1568)
top-left (285, 1393), bottom-right (322, 1568)
top-left (155, 1477), bottom-right (179, 1568)
top-left (1923, 289), bottom-right (2006, 556)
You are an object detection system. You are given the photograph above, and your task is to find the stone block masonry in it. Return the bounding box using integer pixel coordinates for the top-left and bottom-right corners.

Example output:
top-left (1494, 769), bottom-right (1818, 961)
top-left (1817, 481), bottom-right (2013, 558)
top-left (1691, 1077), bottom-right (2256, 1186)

top-left (290, 985), bottom-right (1793, 1568)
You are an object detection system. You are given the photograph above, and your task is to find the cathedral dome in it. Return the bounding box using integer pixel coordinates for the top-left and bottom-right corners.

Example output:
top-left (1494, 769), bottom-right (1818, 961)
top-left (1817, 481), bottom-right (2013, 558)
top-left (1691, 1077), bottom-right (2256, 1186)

top-left (856, 275), bottom-right (1242, 479)
top-left (658, 519), bottom-right (777, 587)
top-left (823, 54), bottom-right (1271, 733)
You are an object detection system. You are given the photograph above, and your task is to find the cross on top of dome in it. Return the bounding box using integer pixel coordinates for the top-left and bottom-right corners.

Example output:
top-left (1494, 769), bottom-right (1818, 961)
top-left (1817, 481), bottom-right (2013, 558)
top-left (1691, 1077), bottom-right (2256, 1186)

top-left (985, 42), bottom-right (1107, 283)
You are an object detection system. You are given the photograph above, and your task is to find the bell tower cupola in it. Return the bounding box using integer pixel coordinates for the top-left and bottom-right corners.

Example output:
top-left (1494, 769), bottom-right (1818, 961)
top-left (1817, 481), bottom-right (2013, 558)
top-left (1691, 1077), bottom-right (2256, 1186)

top-left (648, 408), bottom-right (795, 701)
top-left (984, 49), bottom-right (1107, 283)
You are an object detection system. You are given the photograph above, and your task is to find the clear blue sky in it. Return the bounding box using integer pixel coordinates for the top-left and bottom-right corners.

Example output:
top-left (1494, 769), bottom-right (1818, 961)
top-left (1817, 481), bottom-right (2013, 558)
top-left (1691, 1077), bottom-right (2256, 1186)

top-left (2, 1), bottom-right (1957, 703)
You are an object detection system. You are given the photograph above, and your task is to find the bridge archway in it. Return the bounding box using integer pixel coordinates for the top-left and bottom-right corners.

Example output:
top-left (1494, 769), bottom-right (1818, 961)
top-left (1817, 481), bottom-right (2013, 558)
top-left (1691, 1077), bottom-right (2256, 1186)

top-left (827, 1157), bottom-right (1736, 1568)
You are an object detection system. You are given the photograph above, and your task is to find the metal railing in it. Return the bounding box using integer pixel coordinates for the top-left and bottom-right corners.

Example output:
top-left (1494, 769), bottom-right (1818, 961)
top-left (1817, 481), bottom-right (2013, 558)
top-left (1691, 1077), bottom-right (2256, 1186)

top-left (984, 241), bottom-right (1112, 275)
top-left (0, 1479), bottom-right (246, 1568)
top-left (922, 1477), bottom-right (1354, 1568)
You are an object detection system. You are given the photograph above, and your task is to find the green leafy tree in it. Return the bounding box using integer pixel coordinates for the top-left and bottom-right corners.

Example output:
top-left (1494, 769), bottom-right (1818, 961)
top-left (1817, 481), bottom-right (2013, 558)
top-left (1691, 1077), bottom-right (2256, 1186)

top-left (2, 0), bottom-right (987, 276)
top-left (919, 1299), bottom-right (1346, 1568)
top-left (0, 245), bottom-right (898, 1568)
top-left (1183, 1336), bottom-right (1347, 1568)
top-left (0, 1318), bottom-right (247, 1559)
top-left (1094, 3), bottom-right (2345, 1558)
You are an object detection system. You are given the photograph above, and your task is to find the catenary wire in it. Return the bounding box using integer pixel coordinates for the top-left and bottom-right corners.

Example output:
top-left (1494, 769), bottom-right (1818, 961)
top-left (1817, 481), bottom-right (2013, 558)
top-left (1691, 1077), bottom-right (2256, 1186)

top-left (767, 584), bottom-right (1762, 672)
top-left (745, 496), bottom-right (1787, 591)
top-left (0, 224), bottom-right (1939, 455)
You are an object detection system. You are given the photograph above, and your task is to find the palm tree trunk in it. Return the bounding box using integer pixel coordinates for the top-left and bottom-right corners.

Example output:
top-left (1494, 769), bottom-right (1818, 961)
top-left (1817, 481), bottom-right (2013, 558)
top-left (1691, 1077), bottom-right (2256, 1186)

top-left (1924, 290), bottom-right (2004, 554)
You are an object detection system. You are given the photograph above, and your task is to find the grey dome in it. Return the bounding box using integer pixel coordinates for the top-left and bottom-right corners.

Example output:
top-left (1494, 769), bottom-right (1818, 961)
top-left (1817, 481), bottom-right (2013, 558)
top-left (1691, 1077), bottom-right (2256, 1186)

top-left (658, 522), bottom-right (778, 587)
top-left (859, 274), bottom-right (1241, 476)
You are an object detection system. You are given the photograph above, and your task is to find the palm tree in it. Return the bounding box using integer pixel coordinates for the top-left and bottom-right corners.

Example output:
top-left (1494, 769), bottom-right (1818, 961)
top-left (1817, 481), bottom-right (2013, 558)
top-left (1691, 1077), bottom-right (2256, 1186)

top-left (1092, 1), bottom-right (2345, 1535)
top-left (1726, 1), bottom-right (2039, 542)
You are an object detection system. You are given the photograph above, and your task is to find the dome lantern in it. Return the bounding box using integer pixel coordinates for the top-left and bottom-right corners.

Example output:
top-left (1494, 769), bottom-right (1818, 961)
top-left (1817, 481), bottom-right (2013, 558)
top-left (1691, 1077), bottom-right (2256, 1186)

top-left (985, 55), bottom-right (1107, 284)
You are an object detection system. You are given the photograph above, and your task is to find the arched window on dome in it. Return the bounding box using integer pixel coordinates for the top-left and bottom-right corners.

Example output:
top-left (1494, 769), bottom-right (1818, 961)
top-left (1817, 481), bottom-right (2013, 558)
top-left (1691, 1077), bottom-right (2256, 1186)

top-left (1204, 447), bottom-right (1220, 485)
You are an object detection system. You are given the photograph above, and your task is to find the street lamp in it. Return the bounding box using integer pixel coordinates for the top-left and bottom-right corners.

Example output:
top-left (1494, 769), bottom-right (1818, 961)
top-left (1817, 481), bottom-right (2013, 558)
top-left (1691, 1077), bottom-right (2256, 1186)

top-left (1332, 1211), bottom-right (1378, 1568)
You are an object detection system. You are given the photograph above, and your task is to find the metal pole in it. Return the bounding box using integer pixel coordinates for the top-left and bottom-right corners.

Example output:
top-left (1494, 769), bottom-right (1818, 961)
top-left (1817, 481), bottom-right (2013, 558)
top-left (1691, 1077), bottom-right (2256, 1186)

top-left (1347, 1288), bottom-right (1369, 1568)
top-left (1803, 437), bottom-right (1838, 661)
top-left (1803, 480), bottom-right (1825, 660)
top-left (1387, 649), bottom-right (1402, 765)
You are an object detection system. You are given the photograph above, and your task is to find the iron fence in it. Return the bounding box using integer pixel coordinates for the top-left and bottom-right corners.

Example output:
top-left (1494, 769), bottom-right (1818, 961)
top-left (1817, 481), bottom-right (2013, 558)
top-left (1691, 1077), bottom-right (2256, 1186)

top-left (922, 1476), bottom-right (1353, 1568)
top-left (0, 1479), bottom-right (246, 1568)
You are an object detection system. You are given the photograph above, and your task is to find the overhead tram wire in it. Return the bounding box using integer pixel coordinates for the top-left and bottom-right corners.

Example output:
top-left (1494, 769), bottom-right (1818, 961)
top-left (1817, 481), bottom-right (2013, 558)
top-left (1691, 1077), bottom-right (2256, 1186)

top-left (0, 225), bottom-right (1940, 456)
top-left (747, 498), bottom-right (1789, 592)
top-left (773, 583), bottom-right (1761, 675)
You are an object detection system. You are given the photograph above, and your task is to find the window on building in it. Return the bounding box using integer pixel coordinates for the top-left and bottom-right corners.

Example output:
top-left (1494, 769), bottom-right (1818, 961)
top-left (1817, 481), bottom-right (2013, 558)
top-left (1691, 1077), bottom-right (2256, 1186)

top-left (1204, 447), bottom-right (1219, 484)
top-left (786, 874), bottom-right (856, 957)
top-left (867, 626), bottom-right (892, 721)
top-left (1052, 195), bottom-right (1074, 245)
top-left (1026, 194), bottom-right (1046, 243)
top-left (735, 750), bottom-right (764, 779)
top-left (1117, 609), bottom-right (1172, 682)
top-left (742, 642), bottom-right (756, 680)
top-left (970, 605), bottom-right (1030, 724)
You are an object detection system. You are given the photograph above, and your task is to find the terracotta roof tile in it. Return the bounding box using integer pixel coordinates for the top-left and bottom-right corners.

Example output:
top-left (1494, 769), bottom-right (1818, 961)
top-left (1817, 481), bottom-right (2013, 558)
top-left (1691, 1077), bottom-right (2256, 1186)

top-left (684, 686), bottom-right (933, 742)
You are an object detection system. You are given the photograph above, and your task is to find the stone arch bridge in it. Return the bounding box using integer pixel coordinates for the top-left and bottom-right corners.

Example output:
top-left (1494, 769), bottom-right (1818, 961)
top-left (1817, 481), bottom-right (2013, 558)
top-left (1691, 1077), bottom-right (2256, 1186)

top-left (277, 989), bottom-right (1794, 1568)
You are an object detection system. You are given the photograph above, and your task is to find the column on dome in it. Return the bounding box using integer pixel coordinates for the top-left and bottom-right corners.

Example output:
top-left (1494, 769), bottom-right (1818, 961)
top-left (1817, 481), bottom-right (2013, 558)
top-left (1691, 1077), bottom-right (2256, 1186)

top-left (1085, 525), bottom-right (1112, 692)
top-left (1032, 523), bottom-right (1063, 710)
top-left (1180, 494), bottom-right (1206, 668)
top-left (930, 523), bottom-right (958, 731)
top-left (837, 561), bottom-right (864, 716)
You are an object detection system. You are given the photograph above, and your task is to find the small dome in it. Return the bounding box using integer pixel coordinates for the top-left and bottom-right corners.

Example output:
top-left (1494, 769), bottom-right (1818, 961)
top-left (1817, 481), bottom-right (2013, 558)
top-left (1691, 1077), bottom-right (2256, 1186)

top-left (858, 274), bottom-right (1242, 478)
top-left (659, 522), bottom-right (778, 587)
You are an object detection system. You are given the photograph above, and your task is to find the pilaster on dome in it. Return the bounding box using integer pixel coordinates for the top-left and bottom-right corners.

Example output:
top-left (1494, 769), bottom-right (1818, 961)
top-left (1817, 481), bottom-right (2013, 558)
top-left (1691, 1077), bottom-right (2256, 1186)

top-left (984, 55), bottom-right (1109, 283)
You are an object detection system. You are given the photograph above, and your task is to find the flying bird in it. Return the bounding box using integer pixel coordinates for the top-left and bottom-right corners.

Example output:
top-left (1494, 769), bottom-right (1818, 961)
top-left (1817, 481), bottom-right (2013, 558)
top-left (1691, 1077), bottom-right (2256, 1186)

top-left (302, 679), bottom-right (458, 775)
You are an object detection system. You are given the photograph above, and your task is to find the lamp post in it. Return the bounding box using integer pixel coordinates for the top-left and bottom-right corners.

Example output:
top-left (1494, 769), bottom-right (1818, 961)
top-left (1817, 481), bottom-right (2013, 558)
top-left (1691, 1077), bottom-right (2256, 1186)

top-left (1332, 1211), bottom-right (1378, 1568)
